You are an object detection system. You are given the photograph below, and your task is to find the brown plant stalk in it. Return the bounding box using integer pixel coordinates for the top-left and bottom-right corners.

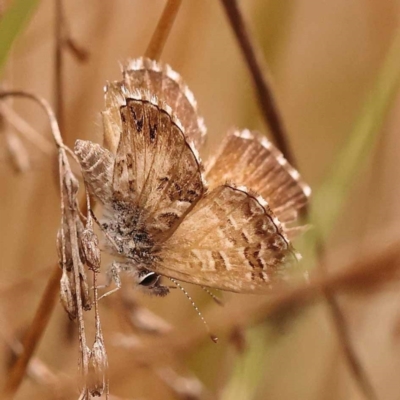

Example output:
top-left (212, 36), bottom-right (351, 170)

top-left (55, 0), bottom-right (65, 135)
top-left (2, 266), bottom-right (61, 397)
top-left (144, 0), bottom-right (183, 61)
top-left (219, 0), bottom-right (296, 166)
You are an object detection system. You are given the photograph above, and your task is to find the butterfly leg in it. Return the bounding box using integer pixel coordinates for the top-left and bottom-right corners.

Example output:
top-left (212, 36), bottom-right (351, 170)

top-left (97, 261), bottom-right (122, 301)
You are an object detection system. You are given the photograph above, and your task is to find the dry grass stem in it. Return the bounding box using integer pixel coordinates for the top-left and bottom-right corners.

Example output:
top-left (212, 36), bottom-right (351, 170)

top-left (325, 293), bottom-right (378, 400)
top-left (55, 0), bottom-right (65, 133)
top-left (3, 129), bottom-right (30, 172)
top-left (87, 231), bottom-right (109, 397)
top-left (3, 266), bottom-right (62, 398)
top-left (0, 102), bottom-right (54, 155)
top-left (144, 0), bottom-right (183, 61)
top-left (0, 91), bottom-right (89, 398)
top-left (64, 37), bottom-right (89, 62)
top-left (0, 318), bottom-right (62, 397)
top-left (317, 240), bottom-right (379, 400)
top-left (219, 0), bottom-right (296, 167)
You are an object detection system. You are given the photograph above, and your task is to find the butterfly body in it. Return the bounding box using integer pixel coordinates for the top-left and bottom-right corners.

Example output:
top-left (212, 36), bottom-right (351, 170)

top-left (74, 57), bottom-right (310, 296)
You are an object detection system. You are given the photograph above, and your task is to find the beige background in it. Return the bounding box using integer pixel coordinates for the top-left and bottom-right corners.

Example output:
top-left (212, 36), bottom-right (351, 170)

top-left (1, 1), bottom-right (400, 399)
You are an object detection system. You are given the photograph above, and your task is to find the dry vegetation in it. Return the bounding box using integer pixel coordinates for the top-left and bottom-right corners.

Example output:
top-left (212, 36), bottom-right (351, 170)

top-left (1, 1), bottom-right (400, 399)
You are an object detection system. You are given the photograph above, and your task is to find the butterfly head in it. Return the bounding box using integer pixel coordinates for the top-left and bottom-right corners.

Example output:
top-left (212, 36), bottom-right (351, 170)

top-left (135, 269), bottom-right (169, 297)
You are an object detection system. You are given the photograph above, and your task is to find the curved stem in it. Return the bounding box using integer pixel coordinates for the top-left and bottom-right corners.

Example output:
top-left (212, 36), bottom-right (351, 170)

top-left (3, 267), bottom-right (62, 397)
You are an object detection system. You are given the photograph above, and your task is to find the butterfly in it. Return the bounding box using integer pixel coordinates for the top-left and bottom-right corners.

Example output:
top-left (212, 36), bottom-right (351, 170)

top-left (74, 57), bottom-right (310, 297)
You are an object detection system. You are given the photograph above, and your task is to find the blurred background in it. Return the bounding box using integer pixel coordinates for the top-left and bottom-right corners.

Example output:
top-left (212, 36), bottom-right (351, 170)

top-left (1, 1), bottom-right (400, 399)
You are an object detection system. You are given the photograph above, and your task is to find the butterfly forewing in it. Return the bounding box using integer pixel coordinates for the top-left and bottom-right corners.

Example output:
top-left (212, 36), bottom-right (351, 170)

top-left (123, 58), bottom-right (207, 148)
top-left (149, 184), bottom-right (296, 293)
top-left (102, 58), bottom-right (206, 155)
top-left (112, 94), bottom-right (205, 239)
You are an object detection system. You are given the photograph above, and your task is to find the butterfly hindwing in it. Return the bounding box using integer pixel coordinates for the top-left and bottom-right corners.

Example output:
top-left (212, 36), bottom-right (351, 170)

top-left (150, 184), bottom-right (297, 293)
top-left (206, 130), bottom-right (311, 224)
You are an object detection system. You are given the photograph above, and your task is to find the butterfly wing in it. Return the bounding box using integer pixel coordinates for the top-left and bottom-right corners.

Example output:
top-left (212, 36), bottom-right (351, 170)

top-left (206, 130), bottom-right (311, 225)
top-left (123, 58), bottom-right (206, 148)
top-left (102, 58), bottom-right (206, 154)
top-left (74, 140), bottom-right (115, 205)
top-left (112, 92), bottom-right (206, 239)
top-left (149, 184), bottom-right (297, 293)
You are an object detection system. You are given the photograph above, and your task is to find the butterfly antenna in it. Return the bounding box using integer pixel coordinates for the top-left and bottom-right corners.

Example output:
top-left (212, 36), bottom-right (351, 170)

top-left (169, 278), bottom-right (218, 343)
top-left (201, 286), bottom-right (224, 306)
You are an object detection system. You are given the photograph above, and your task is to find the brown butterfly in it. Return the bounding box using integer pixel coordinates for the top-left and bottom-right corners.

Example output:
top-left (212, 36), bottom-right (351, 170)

top-left (74, 58), bottom-right (310, 297)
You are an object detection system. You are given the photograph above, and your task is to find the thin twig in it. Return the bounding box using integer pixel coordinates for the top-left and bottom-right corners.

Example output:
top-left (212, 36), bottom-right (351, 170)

top-left (4, 129), bottom-right (30, 172)
top-left (0, 311), bottom-right (62, 395)
top-left (55, 0), bottom-right (65, 132)
top-left (0, 102), bottom-right (54, 155)
top-left (3, 266), bottom-right (62, 397)
top-left (317, 241), bottom-right (379, 400)
top-left (0, 92), bottom-right (63, 148)
top-left (326, 297), bottom-right (378, 400)
top-left (219, 0), bottom-right (296, 167)
top-left (144, 0), bottom-right (183, 61)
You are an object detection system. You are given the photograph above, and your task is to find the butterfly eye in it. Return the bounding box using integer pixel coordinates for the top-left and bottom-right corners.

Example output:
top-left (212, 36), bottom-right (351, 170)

top-left (138, 272), bottom-right (159, 287)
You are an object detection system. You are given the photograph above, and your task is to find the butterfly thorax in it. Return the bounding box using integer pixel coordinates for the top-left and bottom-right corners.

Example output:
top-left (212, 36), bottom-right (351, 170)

top-left (102, 200), bottom-right (157, 266)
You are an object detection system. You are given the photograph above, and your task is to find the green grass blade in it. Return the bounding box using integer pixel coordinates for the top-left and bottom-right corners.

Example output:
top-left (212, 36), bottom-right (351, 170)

top-left (0, 0), bottom-right (40, 75)
top-left (312, 27), bottom-right (400, 240)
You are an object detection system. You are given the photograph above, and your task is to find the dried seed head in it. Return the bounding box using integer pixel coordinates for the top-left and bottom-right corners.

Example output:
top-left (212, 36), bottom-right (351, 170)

top-left (79, 270), bottom-right (92, 311)
top-left (57, 225), bottom-right (74, 271)
top-left (57, 217), bottom-right (86, 271)
top-left (80, 226), bottom-right (101, 272)
top-left (56, 227), bottom-right (68, 268)
top-left (63, 169), bottom-right (79, 206)
top-left (60, 270), bottom-right (77, 320)
top-left (88, 335), bottom-right (108, 397)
